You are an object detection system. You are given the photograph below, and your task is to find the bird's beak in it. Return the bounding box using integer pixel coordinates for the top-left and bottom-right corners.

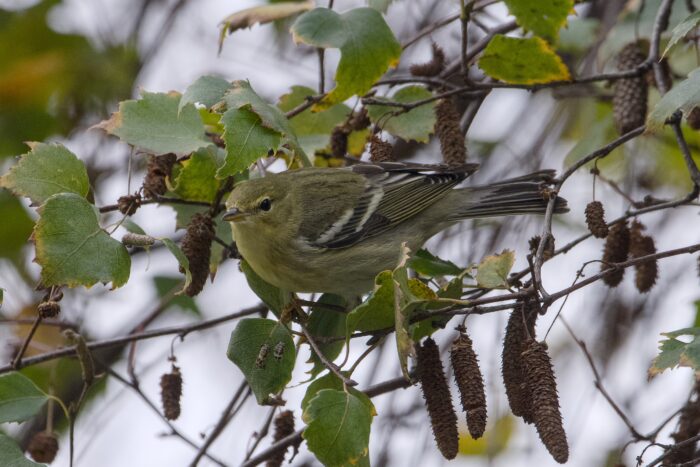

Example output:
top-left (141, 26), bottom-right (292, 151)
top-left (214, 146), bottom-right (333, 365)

top-left (222, 207), bottom-right (248, 222)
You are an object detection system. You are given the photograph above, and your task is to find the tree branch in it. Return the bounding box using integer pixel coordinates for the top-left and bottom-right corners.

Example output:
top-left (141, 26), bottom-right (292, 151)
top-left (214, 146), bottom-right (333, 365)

top-left (0, 305), bottom-right (266, 375)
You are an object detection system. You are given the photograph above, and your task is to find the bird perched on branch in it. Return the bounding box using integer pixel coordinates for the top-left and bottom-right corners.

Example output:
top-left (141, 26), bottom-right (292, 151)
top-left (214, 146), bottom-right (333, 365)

top-left (223, 162), bottom-right (567, 297)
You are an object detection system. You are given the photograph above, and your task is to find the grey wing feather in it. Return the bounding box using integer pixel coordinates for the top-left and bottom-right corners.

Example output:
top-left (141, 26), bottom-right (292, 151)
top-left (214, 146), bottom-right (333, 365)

top-left (314, 162), bottom-right (479, 249)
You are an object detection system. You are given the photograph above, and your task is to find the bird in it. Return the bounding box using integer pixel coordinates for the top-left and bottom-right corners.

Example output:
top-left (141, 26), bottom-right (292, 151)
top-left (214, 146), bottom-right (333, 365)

top-left (223, 162), bottom-right (567, 297)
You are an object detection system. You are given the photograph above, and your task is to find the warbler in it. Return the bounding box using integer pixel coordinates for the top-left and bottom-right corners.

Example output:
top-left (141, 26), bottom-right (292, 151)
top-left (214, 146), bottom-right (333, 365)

top-left (223, 162), bottom-right (567, 297)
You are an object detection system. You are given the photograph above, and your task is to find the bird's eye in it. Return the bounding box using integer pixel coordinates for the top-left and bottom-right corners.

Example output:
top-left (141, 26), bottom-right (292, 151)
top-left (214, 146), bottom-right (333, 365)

top-left (259, 198), bottom-right (272, 211)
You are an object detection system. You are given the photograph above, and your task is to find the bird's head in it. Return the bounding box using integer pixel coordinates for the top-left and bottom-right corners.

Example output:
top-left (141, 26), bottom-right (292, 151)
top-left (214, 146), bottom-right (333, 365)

top-left (223, 175), bottom-right (292, 231)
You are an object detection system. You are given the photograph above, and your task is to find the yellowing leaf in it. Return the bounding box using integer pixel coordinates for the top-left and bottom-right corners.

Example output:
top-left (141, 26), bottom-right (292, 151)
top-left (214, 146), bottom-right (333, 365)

top-left (459, 415), bottom-right (515, 457)
top-left (649, 327), bottom-right (700, 378)
top-left (291, 7), bottom-right (401, 109)
top-left (219, 1), bottom-right (315, 52)
top-left (503, 0), bottom-right (574, 42)
top-left (479, 35), bottom-right (571, 85)
top-left (34, 193), bottom-right (131, 288)
top-left (476, 250), bottom-right (515, 289)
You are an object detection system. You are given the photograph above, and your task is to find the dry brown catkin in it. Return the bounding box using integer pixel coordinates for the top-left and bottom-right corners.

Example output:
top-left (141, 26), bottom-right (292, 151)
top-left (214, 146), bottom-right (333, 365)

top-left (522, 340), bottom-right (569, 464)
top-left (451, 331), bottom-right (487, 439)
top-left (416, 337), bottom-right (459, 460)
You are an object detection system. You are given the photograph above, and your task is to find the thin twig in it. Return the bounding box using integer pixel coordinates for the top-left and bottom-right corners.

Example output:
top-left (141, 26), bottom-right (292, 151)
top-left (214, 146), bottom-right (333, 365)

top-left (646, 433), bottom-right (700, 466)
top-left (188, 382), bottom-right (249, 467)
top-left (547, 243), bottom-right (700, 303)
top-left (240, 375), bottom-right (412, 467)
top-left (11, 315), bottom-right (42, 369)
top-left (402, 12), bottom-right (460, 49)
top-left (560, 316), bottom-right (647, 441)
top-left (284, 95), bottom-right (325, 119)
top-left (244, 407), bottom-right (277, 461)
top-left (99, 197), bottom-right (215, 213)
top-left (102, 365), bottom-right (228, 467)
top-left (300, 324), bottom-right (357, 387)
top-left (0, 305), bottom-right (266, 375)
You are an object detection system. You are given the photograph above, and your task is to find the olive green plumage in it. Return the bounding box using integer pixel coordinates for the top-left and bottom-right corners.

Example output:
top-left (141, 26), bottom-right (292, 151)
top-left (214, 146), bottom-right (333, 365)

top-left (225, 163), bottom-right (567, 296)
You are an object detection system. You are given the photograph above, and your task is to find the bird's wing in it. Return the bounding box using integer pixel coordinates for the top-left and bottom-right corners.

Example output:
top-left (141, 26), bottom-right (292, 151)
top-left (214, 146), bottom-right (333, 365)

top-left (309, 162), bottom-right (479, 249)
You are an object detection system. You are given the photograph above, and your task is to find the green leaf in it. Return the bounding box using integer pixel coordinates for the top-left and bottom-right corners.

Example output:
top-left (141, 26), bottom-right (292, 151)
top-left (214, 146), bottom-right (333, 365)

top-left (153, 276), bottom-right (200, 316)
top-left (0, 190), bottom-right (33, 260)
top-left (479, 35), bottom-right (571, 84)
top-left (393, 245), bottom-right (418, 380)
top-left (226, 318), bottom-right (296, 404)
top-left (647, 68), bottom-right (700, 132)
top-left (0, 433), bottom-right (46, 467)
top-left (302, 389), bottom-right (375, 466)
top-left (0, 142), bottom-right (89, 205)
top-left (122, 219), bottom-right (147, 235)
top-left (346, 271), bottom-right (396, 338)
top-left (219, 1), bottom-right (314, 51)
top-left (179, 75), bottom-right (232, 113)
top-left (159, 238), bottom-right (192, 295)
top-left (277, 85), bottom-right (351, 155)
top-left (224, 81), bottom-right (294, 134)
top-left (649, 327), bottom-right (700, 377)
top-left (210, 215), bottom-right (233, 276)
top-left (414, 276), bottom-right (463, 338)
top-left (663, 11), bottom-right (700, 58)
top-left (408, 249), bottom-right (462, 277)
top-left (302, 372), bottom-right (375, 413)
top-left (221, 81), bottom-right (309, 168)
top-left (34, 193), bottom-right (131, 288)
top-left (172, 146), bottom-right (222, 202)
top-left (240, 260), bottom-right (292, 316)
top-left (503, 0), bottom-right (573, 41)
top-left (218, 107), bottom-right (282, 178)
top-left (291, 7), bottom-right (402, 109)
top-left (95, 91), bottom-right (209, 155)
top-left (368, 0), bottom-right (393, 13)
top-left (366, 86), bottom-right (436, 143)
top-left (307, 294), bottom-right (348, 377)
top-left (301, 372), bottom-right (344, 412)
top-left (0, 372), bottom-right (49, 424)
top-left (476, 250), bottom-right (515, 289)
top-left (406, 278), bottom-right (438, 341)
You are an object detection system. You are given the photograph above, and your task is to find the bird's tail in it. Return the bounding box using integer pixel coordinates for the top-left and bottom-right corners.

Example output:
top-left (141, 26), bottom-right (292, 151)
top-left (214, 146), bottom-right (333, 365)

top-left (449, 170), bottom-right (568, 220)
